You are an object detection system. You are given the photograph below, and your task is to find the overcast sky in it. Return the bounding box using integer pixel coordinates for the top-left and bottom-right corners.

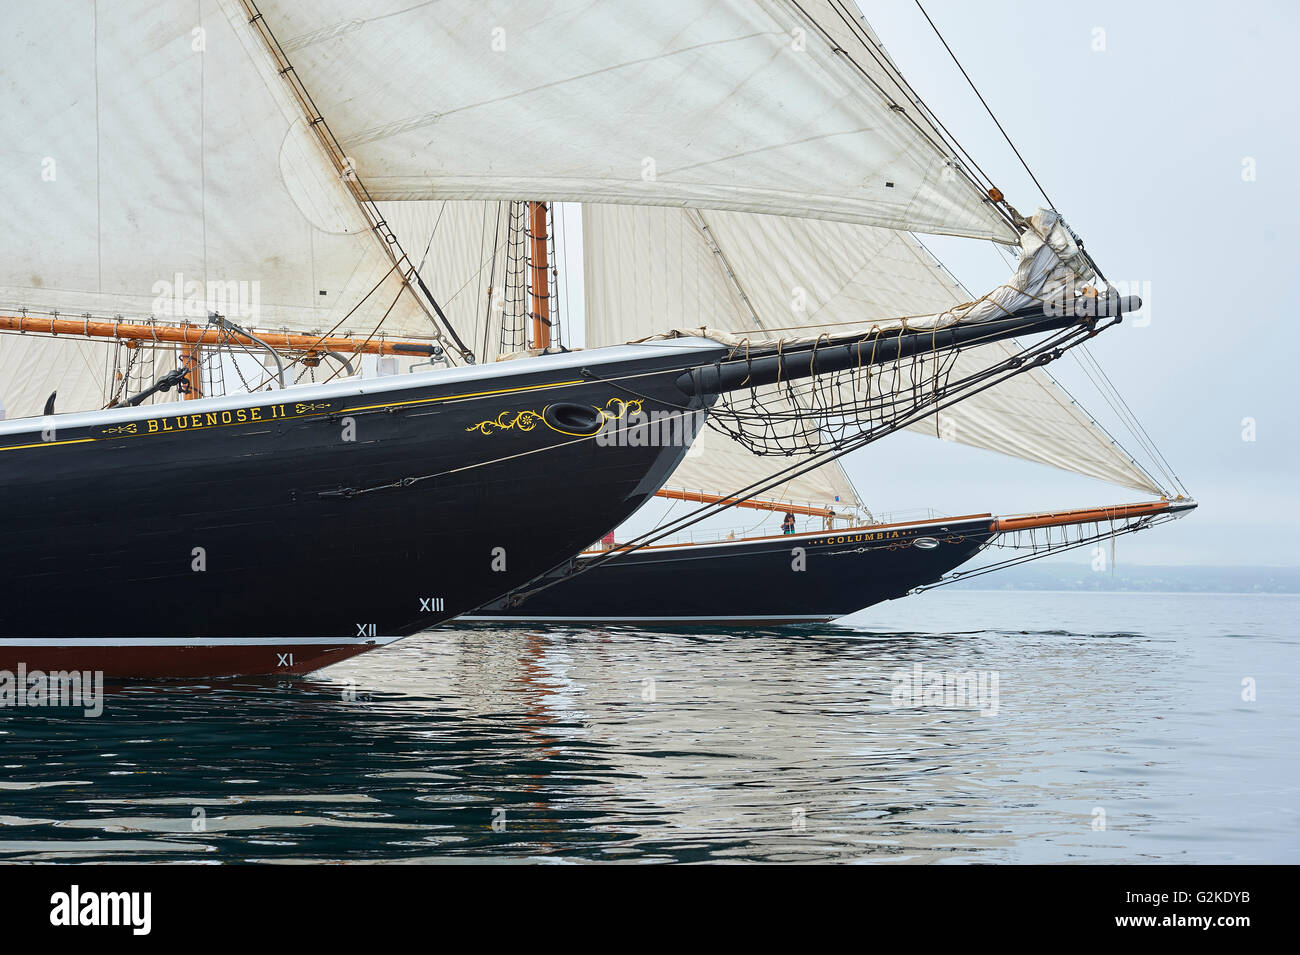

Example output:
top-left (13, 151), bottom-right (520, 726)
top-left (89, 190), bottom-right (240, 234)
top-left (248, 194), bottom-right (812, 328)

top-left (849, 0), bottom-right (1300, 566)
top-left (581, 0), bottom-right (1300, 567)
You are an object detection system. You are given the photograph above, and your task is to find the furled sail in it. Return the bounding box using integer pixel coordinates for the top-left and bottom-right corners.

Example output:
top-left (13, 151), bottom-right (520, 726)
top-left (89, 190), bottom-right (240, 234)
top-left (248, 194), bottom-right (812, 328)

top-left (241, 0), bottom-right (1016, 242)
top-left (581, 203), bottom-right (1164, 497)
top-left (0, 0), bottom-right (444, 417)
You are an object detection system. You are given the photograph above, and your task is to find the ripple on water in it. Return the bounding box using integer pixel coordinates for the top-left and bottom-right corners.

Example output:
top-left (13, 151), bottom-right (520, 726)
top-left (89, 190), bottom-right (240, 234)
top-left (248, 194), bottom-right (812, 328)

top-left (0, 591), bottom-right (1296, 863)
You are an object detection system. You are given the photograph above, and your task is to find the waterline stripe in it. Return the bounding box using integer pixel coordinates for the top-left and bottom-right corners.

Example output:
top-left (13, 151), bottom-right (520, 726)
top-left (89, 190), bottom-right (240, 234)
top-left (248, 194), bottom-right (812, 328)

top-left (1, 636), bottom-right (402, 647)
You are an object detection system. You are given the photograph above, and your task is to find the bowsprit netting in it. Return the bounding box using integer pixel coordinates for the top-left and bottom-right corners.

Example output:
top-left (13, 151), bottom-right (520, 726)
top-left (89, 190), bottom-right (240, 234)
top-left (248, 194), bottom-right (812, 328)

top-left (705, 333), bottom-right (962, 455)
top-left (911, 507), bottom-right (1189, 594)
top-left (701, 318), bottom-right (1086, 457)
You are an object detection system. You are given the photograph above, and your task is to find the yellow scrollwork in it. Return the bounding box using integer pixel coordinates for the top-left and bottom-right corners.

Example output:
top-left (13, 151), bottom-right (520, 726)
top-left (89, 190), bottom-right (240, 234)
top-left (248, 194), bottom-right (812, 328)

top-left (465, 409), bottom-right (544, 436)
top-left (597, 398), bottom-right (643, 422)
top-left (466, 398), bottom-right (644, 436)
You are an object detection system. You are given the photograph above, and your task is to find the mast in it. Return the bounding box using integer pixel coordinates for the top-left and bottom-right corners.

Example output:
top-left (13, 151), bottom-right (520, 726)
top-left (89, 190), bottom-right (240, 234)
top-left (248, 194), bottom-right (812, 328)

top-left (528, 201), bottom-right (551, 350)
top-left (180, 345), bottom-right (203, 400)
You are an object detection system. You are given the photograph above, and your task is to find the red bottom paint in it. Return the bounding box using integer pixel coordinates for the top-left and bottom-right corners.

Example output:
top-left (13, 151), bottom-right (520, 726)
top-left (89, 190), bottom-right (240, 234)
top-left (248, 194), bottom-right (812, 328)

top-left (0, 641), bottom-right (387, 678)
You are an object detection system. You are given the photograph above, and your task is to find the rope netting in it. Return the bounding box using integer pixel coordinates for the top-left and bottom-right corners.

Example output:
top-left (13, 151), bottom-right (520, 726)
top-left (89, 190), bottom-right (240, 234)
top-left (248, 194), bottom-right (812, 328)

top-left (703, 335), bottom-right (964, 456)
top-left (697, 292), bottom-right (1105, 458)
top-left (910, 508), bottom-right (1188, 594)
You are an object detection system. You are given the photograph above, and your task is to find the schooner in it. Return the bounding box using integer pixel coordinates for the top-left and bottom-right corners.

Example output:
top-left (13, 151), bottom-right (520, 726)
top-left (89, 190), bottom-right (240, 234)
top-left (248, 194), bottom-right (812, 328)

top-left (0, 0), bottom-right (1182, 671)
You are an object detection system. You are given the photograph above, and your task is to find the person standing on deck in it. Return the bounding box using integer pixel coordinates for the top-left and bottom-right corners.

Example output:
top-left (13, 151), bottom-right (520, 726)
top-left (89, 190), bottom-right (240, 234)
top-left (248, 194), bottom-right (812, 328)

top-left (782, 512), bottom-right (796, 535)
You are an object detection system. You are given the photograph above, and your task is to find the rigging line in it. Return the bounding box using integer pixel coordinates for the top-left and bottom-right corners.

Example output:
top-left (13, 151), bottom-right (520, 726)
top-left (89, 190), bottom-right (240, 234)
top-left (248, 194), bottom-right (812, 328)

top-left (414, 200), bottom-right (450, 274)
top-left (911, 0), bottom-right (1058, 212)
top-left (319, 281), bottom-right (408, 386)
top-left (785, 0), bottom-right (1010, 231)
top-left (599, 406), bottom-right (923, 563)
top-left (542, 202), bottom-right (560, 347)
top-left (239, 1), bottom-right (474, 363)
top-left (1066, 345), bottom-right (1174, 491)
top-left (522, 406), bottom-right (915, 594)
top-left (1062, 358), bottom-right (1170, 493)
top-left (480, 201), bottom-right (502, 363)
top-left (816, 0), bottom-right (1007, 215)
top-left (1056, 337), bottom-right (1172, 487)
top-left (1070, 343), bottom-right (1187, 494)
top-left (906, 232), bottom-right (976, 300)
top-left (239, 262), bottom-right (402, 394)
top-left (1073, 341), bottom-right (1178, 484)
top-left (907, 228), bottom-right (1167, 492)
top-left (559, 202), bottom-right (572, 346)
top-left (337, 406), bottom-right (681, 497)
top-left (549, 203), bottom-right (564, 349)
top-left (601, 312), bottom-right (1109, 427)
top-left (685, 206), bottom-right (866, 498)
top-left (431, 209), bottom-right (521, 314)
top-left (913, 513), bottom-right (1178, 592)
top-left (529, 323), bottom-right (1105, 593)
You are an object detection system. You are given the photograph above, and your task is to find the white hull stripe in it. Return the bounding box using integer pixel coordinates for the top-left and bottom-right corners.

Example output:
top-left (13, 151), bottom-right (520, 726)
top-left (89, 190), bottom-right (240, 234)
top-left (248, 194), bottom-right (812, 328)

top-left (0, 636), bottom-right (402, 647)
top-left (0, 338), bottom-right (721, 438)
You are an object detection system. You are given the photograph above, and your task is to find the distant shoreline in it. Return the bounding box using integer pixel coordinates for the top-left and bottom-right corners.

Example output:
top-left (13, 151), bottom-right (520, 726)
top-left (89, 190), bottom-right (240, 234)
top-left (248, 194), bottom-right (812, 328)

top-left (949, 589), bottom-right (1300, 597)
top-left (940, 564), bottom-right (1300, 595)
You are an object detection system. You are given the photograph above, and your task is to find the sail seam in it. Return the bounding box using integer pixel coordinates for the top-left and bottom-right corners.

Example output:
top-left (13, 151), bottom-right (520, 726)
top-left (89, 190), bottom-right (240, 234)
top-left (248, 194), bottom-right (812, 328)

top-left (236, 0), bottom-right (475, 363)
top-left (782, 0), bottom-right (1016, 240)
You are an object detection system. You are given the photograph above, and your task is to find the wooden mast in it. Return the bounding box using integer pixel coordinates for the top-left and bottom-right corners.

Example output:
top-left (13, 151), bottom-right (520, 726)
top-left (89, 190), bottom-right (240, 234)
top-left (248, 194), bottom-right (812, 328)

top-left (179, 344), bottom-right (203, 400)
top-left (528, 201), bottom-right (551, 350)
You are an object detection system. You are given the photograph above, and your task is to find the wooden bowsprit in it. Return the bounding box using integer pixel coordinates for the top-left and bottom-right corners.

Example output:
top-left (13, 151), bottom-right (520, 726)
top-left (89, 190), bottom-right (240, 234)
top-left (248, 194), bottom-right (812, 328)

top-left (912, 497), bottom-right (1198, 592)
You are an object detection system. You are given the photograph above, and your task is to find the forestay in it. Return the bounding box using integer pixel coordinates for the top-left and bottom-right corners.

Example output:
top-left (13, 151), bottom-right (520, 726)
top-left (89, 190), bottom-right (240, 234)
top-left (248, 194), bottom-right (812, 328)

top-left (581, 204), bottom-right (1164, 498)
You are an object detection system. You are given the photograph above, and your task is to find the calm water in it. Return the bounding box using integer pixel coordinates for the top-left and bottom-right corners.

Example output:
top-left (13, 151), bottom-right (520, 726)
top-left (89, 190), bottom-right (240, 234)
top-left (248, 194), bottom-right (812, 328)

top-left (1, 591), bottom-right (1295, 863)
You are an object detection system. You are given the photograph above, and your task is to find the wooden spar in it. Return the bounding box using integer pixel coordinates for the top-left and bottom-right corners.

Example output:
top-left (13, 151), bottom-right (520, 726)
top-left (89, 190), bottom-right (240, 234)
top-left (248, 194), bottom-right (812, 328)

top-left (655, 487), bottom-right (838, 518)
top-left (179, 344), bottom-right (203, 400)
top-left (585, 499), bottom-right (1188, 557)
top-left (989, 500), bottom-right (1175, 534)
top-left (0, 313), bottom-right (440, 357)
top-left (649, 493), bottom-right (1180, 535)
top-left (528, 201), bottom-right (551, 349)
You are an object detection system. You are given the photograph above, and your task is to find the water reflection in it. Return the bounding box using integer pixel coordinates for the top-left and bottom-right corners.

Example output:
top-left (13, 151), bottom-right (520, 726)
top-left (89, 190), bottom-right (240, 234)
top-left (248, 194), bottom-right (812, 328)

top-left (1, 594), bottom-right (1295, 863)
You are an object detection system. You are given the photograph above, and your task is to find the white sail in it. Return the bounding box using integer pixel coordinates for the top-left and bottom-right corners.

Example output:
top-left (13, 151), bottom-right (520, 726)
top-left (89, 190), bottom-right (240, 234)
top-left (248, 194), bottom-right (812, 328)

top-left (0, 335), bottom-right (184, 421)
top-left (375, 200), bottom-right (539, 364)
top-left (671, 426), bottom-right (864, 512)
top-left (246, 0), bottom-right (1015, 242)
top-left (581, 203), bottom-right (1164, 497)
top-left (0, 0), bottom-right (439, 345)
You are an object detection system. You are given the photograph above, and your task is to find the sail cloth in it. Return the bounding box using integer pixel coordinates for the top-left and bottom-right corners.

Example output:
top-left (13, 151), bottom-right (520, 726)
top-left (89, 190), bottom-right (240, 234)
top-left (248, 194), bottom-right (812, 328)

top-left (670, 424), bottom-right (865, 513)
top-left (375, 200), bottom-right (538, 366)
top-left (247, 0), bottom-right (1015, 242)
top-left (0, 0), bottom-right (440, 364)
top-left (0, 335), bottom-right (184, 421)
top-left (581, 203), bottom-right (1165, 498)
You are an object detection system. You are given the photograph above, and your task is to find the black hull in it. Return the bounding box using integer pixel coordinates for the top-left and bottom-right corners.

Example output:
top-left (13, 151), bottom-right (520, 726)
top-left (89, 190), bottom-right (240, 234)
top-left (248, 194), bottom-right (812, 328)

top-left (0, 340), bottom-right (725, 674)
top-left (468, 516), bottom-right (996, 625)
